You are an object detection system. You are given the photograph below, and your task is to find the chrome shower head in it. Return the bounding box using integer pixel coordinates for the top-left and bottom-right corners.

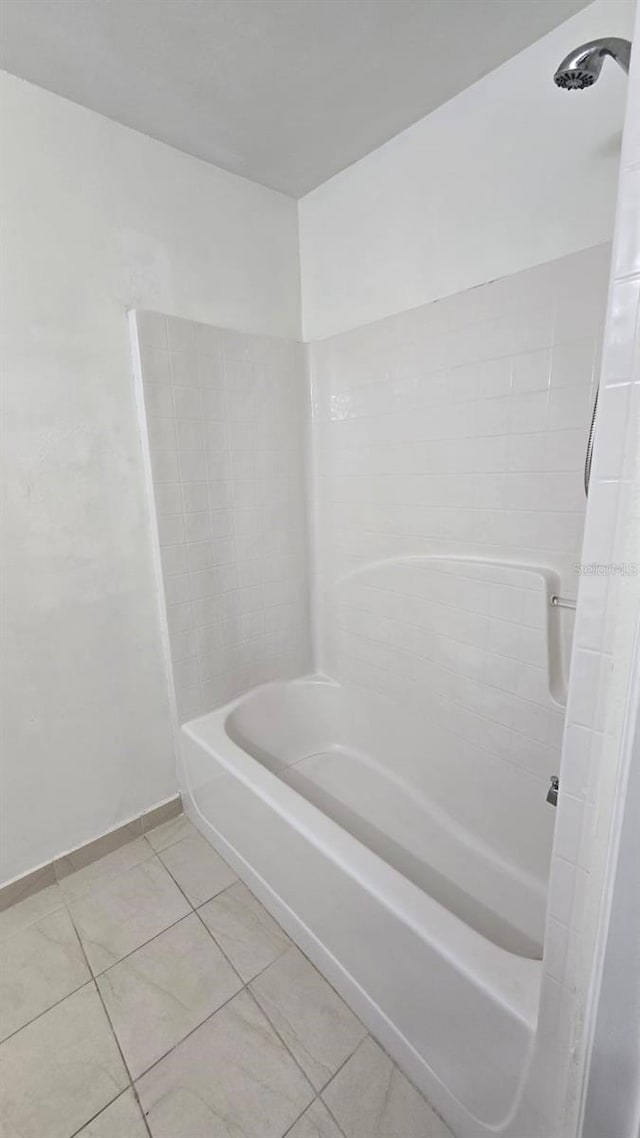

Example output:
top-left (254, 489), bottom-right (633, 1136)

top-left (554, 37), bottom-right (631, 89)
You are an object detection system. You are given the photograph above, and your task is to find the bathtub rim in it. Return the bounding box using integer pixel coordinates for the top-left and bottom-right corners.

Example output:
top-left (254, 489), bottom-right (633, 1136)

top-left (182, 672), bottom-right (541, 1032)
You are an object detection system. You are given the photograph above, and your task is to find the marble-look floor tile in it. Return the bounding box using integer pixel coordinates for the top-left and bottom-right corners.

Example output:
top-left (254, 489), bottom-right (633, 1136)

top-left (67, 857), bottom-right (190, 974)
top-left (322, 1038), bottom-right (453, 1138)
top-left (0, 907), bottom-right (91, 1041)
top-left (286, 1099), bottom-right (344, 1138)
top-left (57, 837), bottom-right (155, 903)
top-left (76, 1090), bottom-right (148, 1138)
top-left (145, 814), bottom-right (196, 853)
top-left (136, 989), bottom-right (314, 1138)
top-left (250, 947), bottom-right (366, 1091)
top-left (158, 834), bottom-right (237, 906)
top-left (0, 984), bottom-right (128, 1138)
top-left (0, 882), bottom-right (64, 943)
top-left (199, 881), bottom-right (290, 982)
top-left (97, 913), bottom-right (242, 1077)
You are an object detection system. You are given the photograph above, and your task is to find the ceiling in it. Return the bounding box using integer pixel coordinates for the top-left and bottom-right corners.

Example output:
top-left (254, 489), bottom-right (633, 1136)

top-left (0, 0), bottom-right (590, 197)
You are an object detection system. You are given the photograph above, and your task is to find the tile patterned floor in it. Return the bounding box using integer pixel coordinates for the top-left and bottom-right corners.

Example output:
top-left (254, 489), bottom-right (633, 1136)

top-left (0, 815), bottom-right (454, 1138)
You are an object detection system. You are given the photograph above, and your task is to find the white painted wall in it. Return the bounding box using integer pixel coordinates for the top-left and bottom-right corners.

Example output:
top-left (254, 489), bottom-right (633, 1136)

top-left (0, 71), bottom-right (301, 885)
top-left (299, 0), bottom-right (636, 341)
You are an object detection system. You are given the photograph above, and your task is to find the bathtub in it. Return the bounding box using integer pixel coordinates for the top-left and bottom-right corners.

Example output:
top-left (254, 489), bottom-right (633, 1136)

top-left (181, 674), bottom-right (547, 1138)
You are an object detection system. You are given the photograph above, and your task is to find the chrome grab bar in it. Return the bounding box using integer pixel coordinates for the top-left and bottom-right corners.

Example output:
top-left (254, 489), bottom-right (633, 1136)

top-left (550, 594), bottom-right (577, 610)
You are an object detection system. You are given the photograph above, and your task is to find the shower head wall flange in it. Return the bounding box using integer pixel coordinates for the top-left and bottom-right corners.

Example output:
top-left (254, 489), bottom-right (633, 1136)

top-left (554, 36), bottom-right (631, 90)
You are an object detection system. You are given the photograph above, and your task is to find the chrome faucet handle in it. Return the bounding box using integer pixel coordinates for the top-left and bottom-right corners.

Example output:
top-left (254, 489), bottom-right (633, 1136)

top-left (547, 776), bottom-right (559, 807)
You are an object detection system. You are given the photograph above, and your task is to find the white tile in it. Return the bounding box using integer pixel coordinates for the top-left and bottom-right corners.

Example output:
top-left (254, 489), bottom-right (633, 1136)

top-left (67, 857), bottom-right (191, 974)
top-left (250, 947), bottom-right (366, 1091)
top-left (181, 480), bottom-right (209, 513)
top-left (150, 448), bottom-right (180, 483)
top-left (176, 684), bottom-right (205, 722)
top-left (146, 415), bottom-right (176, 452)
top-left (97, 913), bottom-right (241, 1078)
top-left (157, 513), bottom-right (185, 547)
top-left (153, 481), bottom-right (182, 516)
top-left (548, 856), bottom-right (577, 923)
top-left (136, 311), bottom-right (167, 351)
top-left (163, 573), bottom-right (191, 606)
top-left (176, 418), bottom-right (205, 452)
top-left (173, 656), bottom-right (200, 692)
top-left (160, 543), bottom-right (188, 576)
top-left (170, 351), bottom-right (198, 386)
top-left (614, 163), bottom-right (640, 279)
top-left (512, 349), bottom-right (550, 393)
top-left (189, 568), bottom-right (217, 599)
top-left (323, 1037), bottom-right (453, 1138)
top-left (544, 918), bottom-right (569, 984)
top-left (199, 882), bottom-right (290, 982)
top-left (0, 907), bottom-right (91, 1041)
top-left (159, 834), bottom-right (237, 906)
top-left (173, 386), bottom-right (202, 419)
top-left (187, 540), bottom-right (215, 572)
top-left (0, 985), bottom-right (128, 1138)
top-left (141, 345), bottom-right (171, 383)
top-left (287, 1100), bottom-right (344, 1138)
top-left (166, 601), bottom-right (194, 636)
top-left (76, 1090), bottom-right (148, 1138)
top-left (565, 649), bottom-right (601, 729)
top-left (144, 383), bottom-right (174, 419)
top-left (553, 793), bottom-right (586, 866)
top-left (167, 316), bottom-right (196, 354)
top-left (593, 383), bottom-right (631, 480)
top-left (509, 391), bottom-right (549, 434)
top-left (136, 990), bottom-right (314, 1138)
top-left (184, 510), bottom-right (211, 543)
top-left (179, 449), bottom-right (208, 482)
top-left (550, 337), bottom-right (597, 391)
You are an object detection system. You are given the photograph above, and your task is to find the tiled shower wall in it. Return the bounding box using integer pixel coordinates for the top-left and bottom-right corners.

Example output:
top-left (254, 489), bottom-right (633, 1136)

top-left (133, 312), bottom-right (311, 722)
top-left (310, 244), bottom-right (610, 690)
top-left (310, 244), bottom-right (609, 592)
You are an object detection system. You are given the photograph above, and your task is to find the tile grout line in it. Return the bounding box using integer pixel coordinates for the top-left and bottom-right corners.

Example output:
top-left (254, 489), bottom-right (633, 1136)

top-left (0, 800), bottom-right (182, 914)
top-left (65, 903), bottom-right (154, 1138)
top-left (145, 845), bottom-right (332, 1107)
top-left (0, 976), bottom-right (96, 1048)
top-left (157, 831), bottom-right (369, 1108)
top-left (3, 821), bottom-right (408, 1137)
top-left (1, 829), bottom-right (292, 1078)
top-left (317, 1092), bottom-right (351, 1138)
top-left (62, 905), bottom-right (149, 1138)
top-left (279, 1095), bottom-right (347, 1138)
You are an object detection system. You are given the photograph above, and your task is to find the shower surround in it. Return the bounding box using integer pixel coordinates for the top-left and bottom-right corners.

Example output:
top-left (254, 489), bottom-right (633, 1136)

top-left (133, 242), bottom-right (609, 1138)
top-left (131, 313), bottom-right (311, 724)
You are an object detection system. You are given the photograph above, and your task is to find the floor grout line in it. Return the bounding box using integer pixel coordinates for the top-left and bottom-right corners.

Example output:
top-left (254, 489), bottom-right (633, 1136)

top-left (0, 976), bottom-right (95, 1047)
top-left (65, 902), bottom-right (153, 1137)
top-left (0, 818), bottom-right (439, 1138)
top-left (127, 842), bottom-right (335, 1108)
top-left (154, 830), bottom-right (368, 1107)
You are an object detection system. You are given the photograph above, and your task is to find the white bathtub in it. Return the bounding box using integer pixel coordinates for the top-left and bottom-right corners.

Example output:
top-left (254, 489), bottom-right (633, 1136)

top-left (181, 674), bottom-right (548, 1138)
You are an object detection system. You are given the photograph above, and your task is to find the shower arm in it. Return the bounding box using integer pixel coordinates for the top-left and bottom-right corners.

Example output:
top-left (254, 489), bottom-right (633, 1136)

top-left (560, 36), bottom-right (631, 76)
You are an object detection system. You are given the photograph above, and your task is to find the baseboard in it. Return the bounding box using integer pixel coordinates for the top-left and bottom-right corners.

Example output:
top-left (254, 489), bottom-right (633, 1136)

top-left (0, 795), bottom-right (182, 911)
